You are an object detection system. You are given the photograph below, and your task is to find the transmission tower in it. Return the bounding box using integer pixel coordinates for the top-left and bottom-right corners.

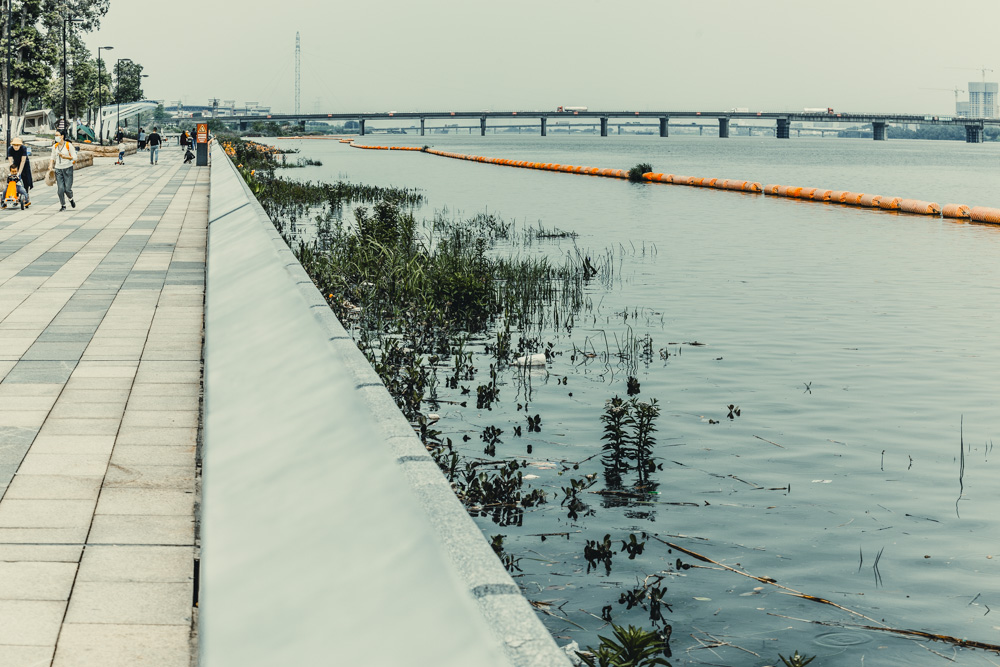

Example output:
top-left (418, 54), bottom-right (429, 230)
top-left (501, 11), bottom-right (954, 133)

top-left (294, 32), bottom-right (301, 115)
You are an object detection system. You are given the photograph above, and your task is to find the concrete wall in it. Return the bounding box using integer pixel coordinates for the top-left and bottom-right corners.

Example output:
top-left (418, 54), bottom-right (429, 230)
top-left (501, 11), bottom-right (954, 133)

top-left (201, 142), bottom-right (571, 667)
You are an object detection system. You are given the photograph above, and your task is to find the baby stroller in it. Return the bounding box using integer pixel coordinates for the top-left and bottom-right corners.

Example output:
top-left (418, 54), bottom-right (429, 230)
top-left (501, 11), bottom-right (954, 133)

top-left (2, 168), bottom-right (28, 210)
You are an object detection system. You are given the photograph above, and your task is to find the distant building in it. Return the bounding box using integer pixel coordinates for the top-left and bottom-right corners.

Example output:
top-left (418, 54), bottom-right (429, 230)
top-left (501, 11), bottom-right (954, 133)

top-left (956, 101), bottom-right (971, 118)
top-left (968, 82), bottom-right (998, 118)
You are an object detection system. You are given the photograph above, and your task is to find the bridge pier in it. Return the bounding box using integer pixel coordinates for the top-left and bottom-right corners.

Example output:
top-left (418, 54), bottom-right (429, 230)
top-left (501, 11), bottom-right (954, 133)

top-left (600, 117), bottom-right (608, 137)
top-left (359, 119), bottom-right (366, 136)
top-left (659, 117), bottom-right (668, 137)
top-left (965, 124), bottom-right (984, 143)
top-left (480, 116), bottom-right (486, 136)
top-left (718, 117), bottom-right (730, 138)
top-left (540, 117), bottom-right (546, 136)
top-left (872, 121), bottom-right (887, 141)
top-left (420, 118), bottom-right (425, 136)
top-left (239, 121), bottom-right (248, 132)
top-left (776, 118), bottom-right (790, 139)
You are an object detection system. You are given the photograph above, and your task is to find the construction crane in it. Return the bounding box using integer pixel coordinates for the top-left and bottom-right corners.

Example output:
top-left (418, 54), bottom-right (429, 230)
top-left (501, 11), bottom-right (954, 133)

top-left (947, 66), bottom-right (995, 84)
top-left (921, 86), bottom-right (965, 106)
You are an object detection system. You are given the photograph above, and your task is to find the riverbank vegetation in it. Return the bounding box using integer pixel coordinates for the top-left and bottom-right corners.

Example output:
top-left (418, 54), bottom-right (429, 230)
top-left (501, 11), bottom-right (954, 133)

top-left (228, 137), bottom-right (850, 667)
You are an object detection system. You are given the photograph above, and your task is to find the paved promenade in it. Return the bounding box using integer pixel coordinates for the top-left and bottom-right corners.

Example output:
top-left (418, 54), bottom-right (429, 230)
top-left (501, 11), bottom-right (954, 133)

top-left (0, 147), bottom-right (204, 666)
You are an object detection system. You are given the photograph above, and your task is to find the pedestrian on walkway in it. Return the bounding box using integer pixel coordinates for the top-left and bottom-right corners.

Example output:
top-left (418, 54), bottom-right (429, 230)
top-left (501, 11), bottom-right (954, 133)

top-left (138, 127), bottom-right (146, 150)
top-left (49, 131), bottom-right (76, 210)
top-left (6, 136), bottom-right (32, 204)
top-left (147, 126), bottom-right (161, 165)
top-left (115, 127), bottom-right (124, 144)
top-left (180, 130), bottom-right (189, 150)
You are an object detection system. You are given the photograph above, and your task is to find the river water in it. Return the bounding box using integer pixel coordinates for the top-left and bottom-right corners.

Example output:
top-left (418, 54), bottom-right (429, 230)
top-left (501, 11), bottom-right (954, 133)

top-left (272, 134), bottom-right (1000, 666)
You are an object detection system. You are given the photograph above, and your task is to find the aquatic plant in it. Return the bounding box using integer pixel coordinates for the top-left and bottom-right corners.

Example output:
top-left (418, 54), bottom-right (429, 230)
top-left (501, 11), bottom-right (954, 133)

top-left (579, 624), bottom-right (672, 667)
top-left (779, 651), bottom-right (816, 667)
top-left (601, 396), bottom-right (631, 476)
top-left (490, 534), bottom-right (523, 573)
top-left (631, 399), bottom-right (660, 485)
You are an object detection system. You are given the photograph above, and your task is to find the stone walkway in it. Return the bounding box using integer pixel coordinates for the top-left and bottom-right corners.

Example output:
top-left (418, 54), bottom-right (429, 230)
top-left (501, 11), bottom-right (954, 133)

top-left (0, 147), bottom-right (204, 667)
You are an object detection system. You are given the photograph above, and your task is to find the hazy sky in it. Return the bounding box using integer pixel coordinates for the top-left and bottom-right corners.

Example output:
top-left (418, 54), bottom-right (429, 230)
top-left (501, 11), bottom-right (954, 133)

top-left (87, 0), bottom-right (1000, 115)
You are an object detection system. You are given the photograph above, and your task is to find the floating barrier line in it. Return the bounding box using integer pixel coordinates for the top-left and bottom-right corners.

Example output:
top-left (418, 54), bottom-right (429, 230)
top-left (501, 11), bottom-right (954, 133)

top-left (347, 142), bottom-right (995, 223)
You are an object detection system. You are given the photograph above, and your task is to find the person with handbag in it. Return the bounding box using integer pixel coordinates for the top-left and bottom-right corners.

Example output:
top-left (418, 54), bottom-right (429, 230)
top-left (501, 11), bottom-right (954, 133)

top-left (48, 131), bottom-right (76, 210)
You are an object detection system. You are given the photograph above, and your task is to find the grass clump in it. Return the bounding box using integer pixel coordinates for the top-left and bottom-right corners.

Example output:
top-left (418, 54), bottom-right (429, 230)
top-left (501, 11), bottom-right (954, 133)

top-left (628, 162), bottom-right (654, 183)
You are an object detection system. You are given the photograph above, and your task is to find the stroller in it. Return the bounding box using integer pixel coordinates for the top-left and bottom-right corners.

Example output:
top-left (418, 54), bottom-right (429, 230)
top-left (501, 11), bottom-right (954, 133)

top-left (2, 167), bottom-right (28, 210)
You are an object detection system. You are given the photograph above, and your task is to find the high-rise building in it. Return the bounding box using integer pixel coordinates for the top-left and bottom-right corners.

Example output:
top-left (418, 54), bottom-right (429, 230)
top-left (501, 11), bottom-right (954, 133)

top-left (968, 82), bottom-right (998, 118)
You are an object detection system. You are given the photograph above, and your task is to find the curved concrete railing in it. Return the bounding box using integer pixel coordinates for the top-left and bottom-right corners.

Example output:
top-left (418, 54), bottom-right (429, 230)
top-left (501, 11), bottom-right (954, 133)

top-left (201, 142), bottom-right (571, 667)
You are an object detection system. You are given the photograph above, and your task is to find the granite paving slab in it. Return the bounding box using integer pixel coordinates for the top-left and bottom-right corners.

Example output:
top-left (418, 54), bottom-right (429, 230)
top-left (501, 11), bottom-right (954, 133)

top-left (0, 148), bottom-right (204, 665)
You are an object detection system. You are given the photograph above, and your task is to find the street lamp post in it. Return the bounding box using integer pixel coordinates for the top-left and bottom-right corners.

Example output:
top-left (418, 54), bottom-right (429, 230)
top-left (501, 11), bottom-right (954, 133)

top-left (96, 45), bottom-right (113, 144)
top-left (4, 0), bottom-right (10, 148)
top-left (61, 15), bottom-right (83, 130)
top-left (115, 57), bottom-right (131, 140)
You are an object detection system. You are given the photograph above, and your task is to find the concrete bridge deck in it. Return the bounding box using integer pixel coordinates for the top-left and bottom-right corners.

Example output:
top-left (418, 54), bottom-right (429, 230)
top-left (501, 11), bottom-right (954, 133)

top-left (0, 147), bottom-right (205, 666)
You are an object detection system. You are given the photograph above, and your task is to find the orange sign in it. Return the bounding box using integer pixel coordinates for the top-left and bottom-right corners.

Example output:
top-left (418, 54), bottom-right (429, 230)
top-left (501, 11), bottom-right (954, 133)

top-left (196, 123), bottom-right (208, 144)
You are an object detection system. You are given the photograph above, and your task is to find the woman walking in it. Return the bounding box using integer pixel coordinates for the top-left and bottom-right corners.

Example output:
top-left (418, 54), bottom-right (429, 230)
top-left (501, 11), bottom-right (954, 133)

top-left (49, 131), bottom-right (76, 210)
top-left (7, 136), bottom-right (32, 206)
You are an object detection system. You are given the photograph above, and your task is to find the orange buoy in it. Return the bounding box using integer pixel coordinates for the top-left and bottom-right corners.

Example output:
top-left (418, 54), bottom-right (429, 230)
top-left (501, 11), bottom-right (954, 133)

top-left (969, 206), bottom-right (1000, 224)
top-left (857, 193), bottom-right (882, 208)
top-left (877, 196), bottom-right (901, 211)
top-left (898, 199), bottom-right (941, 215)
top-left (941, 204), bottom-right (971, 219)
top-left (764, 184), bottom-right (781, 195)
top-left (747, 182), bottom-right (763, 193)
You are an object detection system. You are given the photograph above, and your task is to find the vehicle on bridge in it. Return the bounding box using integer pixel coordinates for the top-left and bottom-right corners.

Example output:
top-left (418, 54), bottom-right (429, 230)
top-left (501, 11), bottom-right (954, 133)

top-left (803, 107), bottom-right (835, 114)
top-left (556, 106), bottom-right (588, 112)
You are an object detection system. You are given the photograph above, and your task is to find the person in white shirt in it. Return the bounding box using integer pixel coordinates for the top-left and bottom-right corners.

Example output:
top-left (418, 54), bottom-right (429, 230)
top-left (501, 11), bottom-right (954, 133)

top-left (49, 131), bottom-right (76, 210)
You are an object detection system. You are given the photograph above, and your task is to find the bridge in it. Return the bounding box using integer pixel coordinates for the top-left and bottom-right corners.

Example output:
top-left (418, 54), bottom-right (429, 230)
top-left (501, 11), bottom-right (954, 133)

top-left (223, 110), bottom-right (999, 143)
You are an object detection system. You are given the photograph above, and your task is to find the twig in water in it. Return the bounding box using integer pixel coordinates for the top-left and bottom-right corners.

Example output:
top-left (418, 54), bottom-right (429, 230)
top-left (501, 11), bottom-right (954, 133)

top-left (754, 435), bottom-right (785, 449)
top-left (957, 415), bottom-right (965, 518)
top-left (872, 546), bottom-right (884, 587)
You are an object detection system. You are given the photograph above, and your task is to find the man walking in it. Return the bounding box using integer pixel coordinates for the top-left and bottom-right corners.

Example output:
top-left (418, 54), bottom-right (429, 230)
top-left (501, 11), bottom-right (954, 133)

top-left (147, 127), bottom-right (161, 165)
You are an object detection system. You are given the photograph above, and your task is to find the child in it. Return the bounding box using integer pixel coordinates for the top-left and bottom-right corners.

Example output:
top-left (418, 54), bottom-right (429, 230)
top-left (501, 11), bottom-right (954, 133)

top-left (116, 140), bottom-right (126, 165)
top-left (2, 165), bottom-right (28, 208)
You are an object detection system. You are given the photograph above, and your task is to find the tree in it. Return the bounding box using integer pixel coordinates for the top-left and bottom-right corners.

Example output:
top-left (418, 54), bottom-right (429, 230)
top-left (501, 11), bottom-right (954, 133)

top-left (152, 104), bottom-right (169, 121)
top-left (112, 59), bottom-right (144, 104)
top-left (2, 0), bottom-right (110, 116)
top-left (41, 34), bottom-right (97, 119)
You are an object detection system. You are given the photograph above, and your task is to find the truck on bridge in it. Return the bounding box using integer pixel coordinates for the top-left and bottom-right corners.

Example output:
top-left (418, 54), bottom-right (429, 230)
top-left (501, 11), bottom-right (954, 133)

top-left (803, 107), bottom-right (835, 114)
top-left (556, 106), bottom-right (588, 112)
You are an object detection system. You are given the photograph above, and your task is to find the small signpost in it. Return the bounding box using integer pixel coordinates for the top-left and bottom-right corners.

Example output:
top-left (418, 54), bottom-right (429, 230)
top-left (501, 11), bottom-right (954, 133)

top-left (196, 122), bottom-right (208, 166)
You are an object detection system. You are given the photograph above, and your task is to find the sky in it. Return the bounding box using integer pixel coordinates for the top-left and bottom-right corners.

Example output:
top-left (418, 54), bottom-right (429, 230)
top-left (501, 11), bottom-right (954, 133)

top-left (86, 0), bottom-right (1000, 115)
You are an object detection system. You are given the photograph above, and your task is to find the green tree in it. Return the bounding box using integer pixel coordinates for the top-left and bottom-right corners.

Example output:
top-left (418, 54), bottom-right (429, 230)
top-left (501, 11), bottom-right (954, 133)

top-left (112, 59), bottom-right (144, 104)
top-left (153, 104), bottom-right (169, 121)
top-left (2, 0), bottom-right (110, 115)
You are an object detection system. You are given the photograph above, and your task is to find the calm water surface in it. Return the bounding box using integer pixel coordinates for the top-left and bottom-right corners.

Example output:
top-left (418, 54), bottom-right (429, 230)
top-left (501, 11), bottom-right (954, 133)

top-left (275, 135), bottom-right (1000, 666)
